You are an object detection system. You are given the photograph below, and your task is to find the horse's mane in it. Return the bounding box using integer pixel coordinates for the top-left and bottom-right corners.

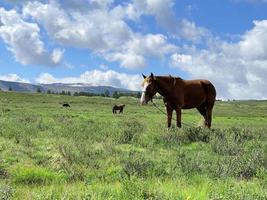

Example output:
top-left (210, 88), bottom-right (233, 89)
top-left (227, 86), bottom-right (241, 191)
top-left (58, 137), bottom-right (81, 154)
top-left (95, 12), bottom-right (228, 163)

top-left (155, 75), bottom-right (183, 83)
top-left (142, 75), bottom-right (182, 87)
top-left (155, 75), bottom-right (182, 80)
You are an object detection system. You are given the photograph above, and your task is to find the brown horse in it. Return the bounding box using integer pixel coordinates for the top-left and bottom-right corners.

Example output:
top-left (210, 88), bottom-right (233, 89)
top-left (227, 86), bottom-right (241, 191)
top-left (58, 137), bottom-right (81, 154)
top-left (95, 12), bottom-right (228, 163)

top-left (140, 73), bottom-right (216, 128)
top-left (113, 104), bottom-right (125, 114)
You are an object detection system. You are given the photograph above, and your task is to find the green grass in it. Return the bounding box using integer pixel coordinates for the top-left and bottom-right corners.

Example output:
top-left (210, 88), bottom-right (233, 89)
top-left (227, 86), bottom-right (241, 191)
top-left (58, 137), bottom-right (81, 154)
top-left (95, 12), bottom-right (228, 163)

top-left (0, 91), bottom-right (266, 199)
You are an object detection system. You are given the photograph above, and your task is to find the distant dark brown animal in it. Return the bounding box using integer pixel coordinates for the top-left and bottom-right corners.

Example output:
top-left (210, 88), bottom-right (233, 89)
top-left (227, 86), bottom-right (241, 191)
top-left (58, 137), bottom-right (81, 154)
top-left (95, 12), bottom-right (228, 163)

top-left (113, 104), bottom-right (125, 114)
top-left (140, 73), bottom-right (216, 128)
top-left (62, 103), bottom-right (70, 107)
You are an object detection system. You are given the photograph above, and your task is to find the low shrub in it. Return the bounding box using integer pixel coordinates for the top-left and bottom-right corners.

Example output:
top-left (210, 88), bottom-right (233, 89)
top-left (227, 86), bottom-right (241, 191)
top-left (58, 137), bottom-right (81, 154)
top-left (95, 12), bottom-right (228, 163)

top-left (156, 127), bottom-right (211, 146)
top-left (176, 141), bottom-right (265, 179)
top-left (121, 150), bottom-right (168, 179)
top-left (121, 177), bottom-right (165, 200)
top-left (118, 120), bottom-right (144, 144)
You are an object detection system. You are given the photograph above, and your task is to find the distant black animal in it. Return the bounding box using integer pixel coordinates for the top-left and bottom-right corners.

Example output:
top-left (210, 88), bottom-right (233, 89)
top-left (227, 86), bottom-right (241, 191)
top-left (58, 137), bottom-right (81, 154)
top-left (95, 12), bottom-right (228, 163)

top-left (62, 103), bottom-right (70, 107)
top-left (112, 104), bottom-right (125, 114)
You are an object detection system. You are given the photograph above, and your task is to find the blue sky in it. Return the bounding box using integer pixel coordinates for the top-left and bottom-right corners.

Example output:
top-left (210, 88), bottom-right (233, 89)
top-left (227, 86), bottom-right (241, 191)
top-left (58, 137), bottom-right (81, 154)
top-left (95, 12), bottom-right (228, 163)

top-left (1, 0), bottom-right (267, 99)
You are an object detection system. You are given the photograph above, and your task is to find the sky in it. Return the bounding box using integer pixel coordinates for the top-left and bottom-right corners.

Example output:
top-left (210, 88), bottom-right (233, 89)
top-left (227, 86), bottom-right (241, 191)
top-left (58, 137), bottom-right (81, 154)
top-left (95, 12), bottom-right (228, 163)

top-left (0, 0), bottom-right (267, 99)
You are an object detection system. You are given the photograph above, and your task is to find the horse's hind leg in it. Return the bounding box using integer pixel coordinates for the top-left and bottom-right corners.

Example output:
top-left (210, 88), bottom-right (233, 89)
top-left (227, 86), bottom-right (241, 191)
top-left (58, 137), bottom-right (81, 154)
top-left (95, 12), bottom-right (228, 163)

top-left (197, 104), bottom-right (207, 126)
top-left (206, 101), bottom-right (215, 128)
top-left (176, 107), bottom-right (182, 128)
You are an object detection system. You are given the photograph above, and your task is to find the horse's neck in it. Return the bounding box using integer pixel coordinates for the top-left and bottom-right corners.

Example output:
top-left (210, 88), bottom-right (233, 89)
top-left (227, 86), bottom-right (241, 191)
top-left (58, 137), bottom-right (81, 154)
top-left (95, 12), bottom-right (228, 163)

top-left (155, 77), bottom-right (173, 97)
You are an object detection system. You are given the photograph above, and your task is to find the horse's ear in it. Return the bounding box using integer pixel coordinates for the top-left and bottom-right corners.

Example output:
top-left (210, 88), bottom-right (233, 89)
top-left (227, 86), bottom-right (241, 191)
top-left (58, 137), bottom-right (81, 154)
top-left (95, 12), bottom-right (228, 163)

top-left (142, 74), bottom-right (146, 79)
top-left (151, 73), bottom-right (154, 79)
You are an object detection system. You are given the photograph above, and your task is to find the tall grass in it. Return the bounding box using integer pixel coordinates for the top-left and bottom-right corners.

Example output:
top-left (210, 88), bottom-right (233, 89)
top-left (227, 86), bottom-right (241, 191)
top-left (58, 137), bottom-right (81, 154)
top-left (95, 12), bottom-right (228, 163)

top-left (0, 91), bottom-right (266, 199)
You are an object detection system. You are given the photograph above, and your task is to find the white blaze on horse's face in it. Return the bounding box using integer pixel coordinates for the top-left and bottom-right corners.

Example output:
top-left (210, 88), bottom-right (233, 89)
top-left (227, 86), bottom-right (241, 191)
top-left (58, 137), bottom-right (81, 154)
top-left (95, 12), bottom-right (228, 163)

top-left (140, 81), bottom-right (149, 105)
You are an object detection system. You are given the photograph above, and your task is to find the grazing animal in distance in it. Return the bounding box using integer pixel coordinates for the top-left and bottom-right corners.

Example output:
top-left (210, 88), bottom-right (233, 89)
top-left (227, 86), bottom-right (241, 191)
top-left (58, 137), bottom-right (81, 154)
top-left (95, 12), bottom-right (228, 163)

top-left (62, 103), bottom-right (71, 107)
top-left (140, 73), bottom-right (216, 128)
top-left (113, 104), bottom-right (125, 114)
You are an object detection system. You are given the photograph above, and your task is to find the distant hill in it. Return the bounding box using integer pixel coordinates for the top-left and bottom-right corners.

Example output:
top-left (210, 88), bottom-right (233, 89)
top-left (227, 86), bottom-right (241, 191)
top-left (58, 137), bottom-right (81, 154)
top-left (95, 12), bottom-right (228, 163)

top-left (0, 80), bottom-right (44, 92)
top-left (0, 80), bottom-right (133, 95)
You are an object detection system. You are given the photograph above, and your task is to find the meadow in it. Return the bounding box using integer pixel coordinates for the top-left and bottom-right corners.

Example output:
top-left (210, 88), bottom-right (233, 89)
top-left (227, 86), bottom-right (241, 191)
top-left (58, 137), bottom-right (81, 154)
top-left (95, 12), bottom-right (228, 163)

top-left (0, 91), bottom-right (266, 199)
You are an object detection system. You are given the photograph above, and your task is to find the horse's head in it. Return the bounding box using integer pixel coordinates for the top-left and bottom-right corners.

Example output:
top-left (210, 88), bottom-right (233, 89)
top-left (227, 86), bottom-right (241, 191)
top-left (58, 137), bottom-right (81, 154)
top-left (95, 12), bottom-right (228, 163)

top-left (140, 73), bottom-right (157, 105)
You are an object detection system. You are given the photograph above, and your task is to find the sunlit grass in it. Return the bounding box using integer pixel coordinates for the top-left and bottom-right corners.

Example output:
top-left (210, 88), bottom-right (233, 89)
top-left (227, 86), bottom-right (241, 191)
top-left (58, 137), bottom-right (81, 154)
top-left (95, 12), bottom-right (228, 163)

top-left (0, 91), bottom-right (266, 199)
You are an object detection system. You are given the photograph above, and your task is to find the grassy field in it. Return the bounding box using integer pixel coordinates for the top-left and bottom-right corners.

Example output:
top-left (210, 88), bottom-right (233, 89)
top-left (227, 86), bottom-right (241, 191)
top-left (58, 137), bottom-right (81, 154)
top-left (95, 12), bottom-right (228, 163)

top-left (0, 91), bottom-right (266, 199)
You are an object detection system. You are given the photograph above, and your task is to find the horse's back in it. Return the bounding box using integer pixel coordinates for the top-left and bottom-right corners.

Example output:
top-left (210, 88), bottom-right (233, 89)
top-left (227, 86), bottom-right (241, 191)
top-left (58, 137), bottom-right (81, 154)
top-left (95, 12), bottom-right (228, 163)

top-left (184, 79), bottom-right (216, 95)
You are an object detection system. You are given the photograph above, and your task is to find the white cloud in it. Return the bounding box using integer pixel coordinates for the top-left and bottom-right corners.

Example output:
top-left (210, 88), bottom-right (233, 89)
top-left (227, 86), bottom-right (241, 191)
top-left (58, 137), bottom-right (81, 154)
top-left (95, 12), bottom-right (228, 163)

top-left (51, 49), bottom-right (64, 64)
top-left (122, 0), bottom-right (176, 29)
top-left (36, 70), bottom-right (142, 91)
top-left (127, 34), bottom-right (178, 57)
top-left (106, 53), bottom-right (146, 69)
top-left (21, 0), bottom-right (177, 69)
top-left (22, 1), bottom-right (133, 52)
top-left (178, 19), bottom-right (211, 43)
top-left (0, 7), bottom-right (63, 66)
top-left (238, 20), bottom-right (267, 60)
top-left (35, 73), bottom-right (56, 84)
top-left (170, 19), bottom-right (267, 100)
top-left (120, 1), bottom-right (210, 44)
top-left (0, 73), bottom-right (29, 83)
top-left (106, 33), bottom-right (177, 69)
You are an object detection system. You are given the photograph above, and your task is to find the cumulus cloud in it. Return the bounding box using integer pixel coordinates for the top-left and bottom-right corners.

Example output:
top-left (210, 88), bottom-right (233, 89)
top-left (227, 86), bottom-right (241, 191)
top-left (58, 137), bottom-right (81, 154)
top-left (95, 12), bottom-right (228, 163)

top-left (123, 0), bottom-right (176, 28)
top-left (51, 49), bottom-right (64, 64)
top-left (106, 53), bottom-right (146, 69)
top-left (170, 20), bottom-right (267, 100)
top-left (118, 0), bottom-right (210, 44)
top-left (0, 73), bottom-right (29, 83)
top-left (23, 1), bottom-right (133, 52)
top-left (21, 0), bottom-right (177, 69)
top-left (126, 34), bottom-right (178, 57)
top-left (36, 70), bottom-right (142, 91)
top-left (178, 19), bottom-right (211, 43)
top-left (0, 7), bottom-right (64, 66)
top-left (238, 20), bottom-right (267, 60)
top-left (0, 0), bottom-right (179, 71)
top-left (106, 33), bottom-right (177, 69)
top-left (1, 0), bottom-right (180, 69)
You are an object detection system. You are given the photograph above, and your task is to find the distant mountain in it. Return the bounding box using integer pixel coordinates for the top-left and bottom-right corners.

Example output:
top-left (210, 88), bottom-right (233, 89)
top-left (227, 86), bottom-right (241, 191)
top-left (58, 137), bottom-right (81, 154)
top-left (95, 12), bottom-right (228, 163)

top-left (0, 80), bottom-right (44, 92)
top-left (0, 80), bottom-right (133, 95)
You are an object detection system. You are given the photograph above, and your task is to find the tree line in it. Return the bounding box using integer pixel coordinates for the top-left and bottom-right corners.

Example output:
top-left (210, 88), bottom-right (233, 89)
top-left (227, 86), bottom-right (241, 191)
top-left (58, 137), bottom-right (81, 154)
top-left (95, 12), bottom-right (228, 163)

top-left (2, 87), bottom-right (164, 99)
top-left (37, 88), bottom-right (142, 99)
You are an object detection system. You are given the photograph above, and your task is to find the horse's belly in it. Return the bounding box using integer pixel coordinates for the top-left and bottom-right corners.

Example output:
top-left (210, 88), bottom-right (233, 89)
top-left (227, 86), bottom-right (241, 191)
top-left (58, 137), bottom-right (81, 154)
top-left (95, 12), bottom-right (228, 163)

top-left (182, 94), bottom-right (206, 109)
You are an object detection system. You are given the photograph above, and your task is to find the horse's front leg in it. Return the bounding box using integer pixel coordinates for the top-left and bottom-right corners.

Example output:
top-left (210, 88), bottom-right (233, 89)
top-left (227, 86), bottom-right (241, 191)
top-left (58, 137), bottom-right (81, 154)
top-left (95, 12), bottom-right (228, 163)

top-left (166, 106), bottom-right (173, 128)
top-left (176, 107), bottom-right (182, 128)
